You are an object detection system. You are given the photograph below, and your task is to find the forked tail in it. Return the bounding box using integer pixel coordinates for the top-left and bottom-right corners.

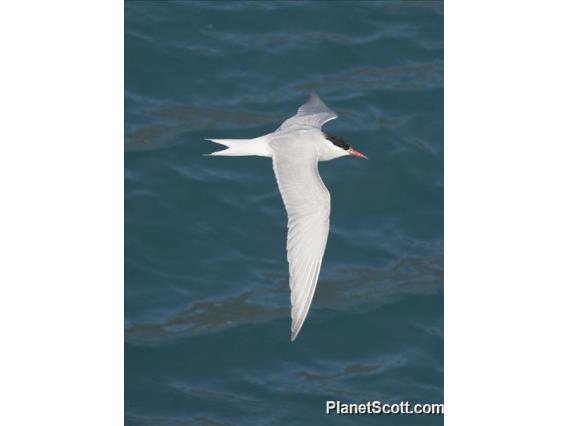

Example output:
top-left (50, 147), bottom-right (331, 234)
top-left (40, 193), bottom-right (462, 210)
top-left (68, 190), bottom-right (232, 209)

top-left (204, 137), bottom-right (272, 157)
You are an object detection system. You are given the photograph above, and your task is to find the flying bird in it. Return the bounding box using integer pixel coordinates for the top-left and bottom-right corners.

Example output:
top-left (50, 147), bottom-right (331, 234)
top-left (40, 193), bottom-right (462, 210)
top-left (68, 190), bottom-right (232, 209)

top-left (206, 91), bottom-right (367, 341)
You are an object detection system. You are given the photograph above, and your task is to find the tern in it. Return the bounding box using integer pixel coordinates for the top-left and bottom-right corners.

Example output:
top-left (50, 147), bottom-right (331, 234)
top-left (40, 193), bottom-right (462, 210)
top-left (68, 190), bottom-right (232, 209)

top-left (206, 91), bottom-right (367, 341)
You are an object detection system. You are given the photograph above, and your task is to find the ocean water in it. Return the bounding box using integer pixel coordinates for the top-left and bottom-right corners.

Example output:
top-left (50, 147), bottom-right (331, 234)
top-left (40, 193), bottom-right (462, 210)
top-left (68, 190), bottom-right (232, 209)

top-left (125, 1), bottom-right (443, 425)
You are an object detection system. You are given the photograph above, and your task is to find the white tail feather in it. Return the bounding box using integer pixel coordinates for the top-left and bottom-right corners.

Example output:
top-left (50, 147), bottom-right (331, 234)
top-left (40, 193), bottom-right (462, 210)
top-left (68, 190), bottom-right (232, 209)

top-left (204, 137), bottom-right (272, 157)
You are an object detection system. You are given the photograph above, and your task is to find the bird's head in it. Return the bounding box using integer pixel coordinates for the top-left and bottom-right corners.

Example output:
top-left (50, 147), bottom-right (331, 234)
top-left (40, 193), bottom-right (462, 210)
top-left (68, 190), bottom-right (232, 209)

top-left (324, 133), bottom-right (368, 160)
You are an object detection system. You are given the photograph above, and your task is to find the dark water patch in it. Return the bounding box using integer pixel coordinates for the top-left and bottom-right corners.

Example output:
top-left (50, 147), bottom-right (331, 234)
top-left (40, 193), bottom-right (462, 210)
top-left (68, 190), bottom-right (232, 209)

top-left (126, 252), bottom-right (441, 346)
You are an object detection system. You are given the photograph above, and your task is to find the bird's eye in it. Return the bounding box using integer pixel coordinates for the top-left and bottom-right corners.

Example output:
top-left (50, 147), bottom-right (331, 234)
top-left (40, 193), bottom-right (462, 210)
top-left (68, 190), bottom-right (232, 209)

top-left (343, 143), bottom-right (350, 150)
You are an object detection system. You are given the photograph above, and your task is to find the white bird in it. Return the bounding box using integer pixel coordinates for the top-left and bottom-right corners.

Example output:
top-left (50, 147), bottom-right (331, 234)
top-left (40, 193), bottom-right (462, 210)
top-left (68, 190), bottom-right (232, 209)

top-left (206, 91), bottom-right (367, 341)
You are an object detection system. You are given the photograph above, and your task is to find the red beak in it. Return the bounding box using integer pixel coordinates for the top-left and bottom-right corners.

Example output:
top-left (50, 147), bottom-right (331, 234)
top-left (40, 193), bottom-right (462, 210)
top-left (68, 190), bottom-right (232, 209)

top-left (348, 148), bottom-right (368, 160)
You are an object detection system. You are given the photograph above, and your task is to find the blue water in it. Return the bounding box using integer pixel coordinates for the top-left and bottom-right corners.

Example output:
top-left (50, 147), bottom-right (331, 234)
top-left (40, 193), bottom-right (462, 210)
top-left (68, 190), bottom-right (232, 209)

top-left (125, 1), bottom-right (443, 425)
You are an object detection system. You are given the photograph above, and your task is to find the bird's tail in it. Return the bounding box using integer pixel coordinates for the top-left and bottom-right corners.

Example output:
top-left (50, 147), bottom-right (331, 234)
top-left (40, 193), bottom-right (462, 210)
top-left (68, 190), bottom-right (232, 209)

top-left (204, 137), bottom-right (271, 157)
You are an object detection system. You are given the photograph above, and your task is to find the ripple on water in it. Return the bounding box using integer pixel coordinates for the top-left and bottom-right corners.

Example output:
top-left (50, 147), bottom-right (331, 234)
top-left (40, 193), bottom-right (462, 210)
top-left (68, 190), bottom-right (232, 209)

top-left (125, 252), bottom-right (442, 346)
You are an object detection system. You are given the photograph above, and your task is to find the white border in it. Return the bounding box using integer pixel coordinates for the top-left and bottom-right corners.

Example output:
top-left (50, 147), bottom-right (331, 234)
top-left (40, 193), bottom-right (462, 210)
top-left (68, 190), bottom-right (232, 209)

top-left (0, 1), bottom-right (123, 424)
top-left (446, 1), bottom-right (568, 424)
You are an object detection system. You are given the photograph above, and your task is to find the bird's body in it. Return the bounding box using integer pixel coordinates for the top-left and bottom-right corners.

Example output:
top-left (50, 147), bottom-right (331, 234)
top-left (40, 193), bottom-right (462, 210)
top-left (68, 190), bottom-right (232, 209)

top-left (207, 91), bottom-right (366, 341)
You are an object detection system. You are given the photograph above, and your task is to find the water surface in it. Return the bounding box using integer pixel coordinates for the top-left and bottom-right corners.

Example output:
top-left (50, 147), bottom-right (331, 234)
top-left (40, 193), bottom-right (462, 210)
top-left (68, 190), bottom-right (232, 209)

top-left (125, 1), bottom-right (443, 424)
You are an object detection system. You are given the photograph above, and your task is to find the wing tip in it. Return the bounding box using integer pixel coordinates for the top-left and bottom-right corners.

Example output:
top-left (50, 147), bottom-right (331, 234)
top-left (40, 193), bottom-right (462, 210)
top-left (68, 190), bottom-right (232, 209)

top-left (308, 88), bottom-right (321, 103)
top-left (290, 329), bottom-right (299, 342)
top-left (290, 312), bottom-right (309, 342)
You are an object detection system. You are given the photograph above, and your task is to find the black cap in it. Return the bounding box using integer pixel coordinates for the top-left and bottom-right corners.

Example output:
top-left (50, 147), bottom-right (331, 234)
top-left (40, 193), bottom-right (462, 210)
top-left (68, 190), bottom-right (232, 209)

top-left (324, 133), bottom-right (350, 150)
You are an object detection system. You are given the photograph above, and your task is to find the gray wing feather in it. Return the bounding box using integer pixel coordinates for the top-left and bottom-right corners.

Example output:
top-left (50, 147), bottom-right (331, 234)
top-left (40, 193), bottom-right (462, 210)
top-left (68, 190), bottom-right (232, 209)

top-left (277, 90), bottom-right (338, 132)
top-left (272, 145), bottom-right (330, 341)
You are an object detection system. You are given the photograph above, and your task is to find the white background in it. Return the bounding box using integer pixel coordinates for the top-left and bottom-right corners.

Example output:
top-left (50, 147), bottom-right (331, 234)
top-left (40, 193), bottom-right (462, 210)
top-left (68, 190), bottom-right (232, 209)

top-left (1, 1), bottom-right (567, 425)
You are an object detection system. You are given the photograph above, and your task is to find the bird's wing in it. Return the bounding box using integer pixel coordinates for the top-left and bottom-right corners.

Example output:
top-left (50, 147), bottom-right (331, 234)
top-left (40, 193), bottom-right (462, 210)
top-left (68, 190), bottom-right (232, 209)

top-left (277, 90), bottom-right (338, 132)
top-left (272, 146), bottom-right (330, 341)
